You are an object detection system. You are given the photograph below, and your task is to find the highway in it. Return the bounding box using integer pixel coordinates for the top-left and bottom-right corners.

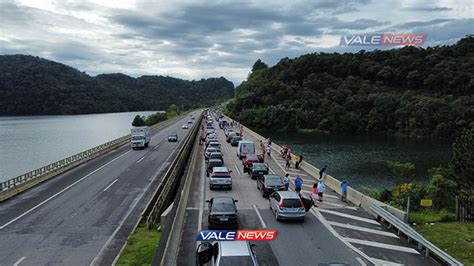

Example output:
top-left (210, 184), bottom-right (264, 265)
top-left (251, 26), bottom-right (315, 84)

top-left (0, 113), bottom-right (199, 265)
top-left (177, 114), bottom-right (437, 265)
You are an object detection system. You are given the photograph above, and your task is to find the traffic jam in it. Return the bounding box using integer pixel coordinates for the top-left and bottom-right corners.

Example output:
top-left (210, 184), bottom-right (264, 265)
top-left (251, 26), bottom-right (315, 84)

top-left (195, 109), bottom-right (313, 266)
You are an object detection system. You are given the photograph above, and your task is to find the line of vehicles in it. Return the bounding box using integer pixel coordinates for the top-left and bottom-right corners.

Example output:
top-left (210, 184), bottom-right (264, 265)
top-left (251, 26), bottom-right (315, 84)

top-left (197, 110), bottom-right (313, 266)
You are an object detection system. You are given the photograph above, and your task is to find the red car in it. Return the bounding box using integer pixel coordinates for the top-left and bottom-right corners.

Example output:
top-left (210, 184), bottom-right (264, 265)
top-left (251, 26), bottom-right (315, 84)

top-left (242, 154), bottom-right (264, 173)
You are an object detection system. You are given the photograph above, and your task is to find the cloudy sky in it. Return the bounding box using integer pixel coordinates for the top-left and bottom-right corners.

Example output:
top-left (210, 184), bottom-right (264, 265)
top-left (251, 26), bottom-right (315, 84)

top-left (1, 0), bottom-right (472, 84)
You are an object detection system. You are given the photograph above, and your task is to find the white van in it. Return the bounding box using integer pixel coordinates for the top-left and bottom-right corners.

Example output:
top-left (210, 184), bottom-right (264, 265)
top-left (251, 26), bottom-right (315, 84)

top-left (237, 140), bottom-right (255, 159)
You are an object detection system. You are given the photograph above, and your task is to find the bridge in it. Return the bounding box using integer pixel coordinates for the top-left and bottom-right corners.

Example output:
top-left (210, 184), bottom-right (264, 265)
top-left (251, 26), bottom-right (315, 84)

top-left (0, 110), bottom-right (460, 265)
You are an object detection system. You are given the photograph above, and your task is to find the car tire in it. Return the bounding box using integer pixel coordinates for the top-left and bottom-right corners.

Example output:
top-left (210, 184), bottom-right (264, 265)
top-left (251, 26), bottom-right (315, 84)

top-left (210, 185), bottom-right (213, 190)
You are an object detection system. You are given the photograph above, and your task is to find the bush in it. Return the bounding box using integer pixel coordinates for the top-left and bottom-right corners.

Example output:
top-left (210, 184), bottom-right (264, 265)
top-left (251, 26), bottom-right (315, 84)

top-left (409, 209), bottom-right (456, 224)
top-left (359, 186), bottom-right (381, 200)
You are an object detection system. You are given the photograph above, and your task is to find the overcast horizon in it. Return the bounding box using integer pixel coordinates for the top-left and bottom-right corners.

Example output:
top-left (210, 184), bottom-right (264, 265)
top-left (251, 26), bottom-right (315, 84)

top-left (1, 0), bottom-right (473, 84)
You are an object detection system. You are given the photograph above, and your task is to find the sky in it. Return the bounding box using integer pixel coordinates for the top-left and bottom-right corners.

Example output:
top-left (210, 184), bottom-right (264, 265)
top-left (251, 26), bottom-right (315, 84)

top-left (0, 0), bottom-right (473, 84)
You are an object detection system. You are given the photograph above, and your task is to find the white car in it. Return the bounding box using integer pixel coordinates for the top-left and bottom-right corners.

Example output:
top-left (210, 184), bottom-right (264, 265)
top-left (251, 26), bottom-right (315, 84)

top-left (182, 124), bottom-right (188, 129)
top-left (196, 241), bottom-right (258, 266)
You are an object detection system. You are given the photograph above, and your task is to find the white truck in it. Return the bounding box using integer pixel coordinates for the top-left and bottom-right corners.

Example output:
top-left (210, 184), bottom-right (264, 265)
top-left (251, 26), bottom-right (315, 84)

top-left (131, 126), bottom-right (150, 149)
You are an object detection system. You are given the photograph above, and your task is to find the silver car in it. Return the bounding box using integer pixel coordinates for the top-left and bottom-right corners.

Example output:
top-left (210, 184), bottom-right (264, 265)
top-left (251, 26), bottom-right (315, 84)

top-left (196, 241), bottom-right (258, 266)
top-left (209, 167), bottom-right (232, 190)
top-left (269, 191), bottom-right (306, 221)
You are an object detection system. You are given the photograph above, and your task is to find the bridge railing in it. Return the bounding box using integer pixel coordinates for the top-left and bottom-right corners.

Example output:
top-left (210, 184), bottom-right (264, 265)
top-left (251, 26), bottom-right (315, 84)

top-left (371, 203), bottom-right (463, 266)
top-left (0, 116), bottom-right (180, 201)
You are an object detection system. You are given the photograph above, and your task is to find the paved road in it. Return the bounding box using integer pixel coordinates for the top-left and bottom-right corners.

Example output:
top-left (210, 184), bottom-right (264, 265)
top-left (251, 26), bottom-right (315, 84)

top-left (0, 113), bottom-right (199, 265)
top-left (177, 115), bottom-right (437, 266)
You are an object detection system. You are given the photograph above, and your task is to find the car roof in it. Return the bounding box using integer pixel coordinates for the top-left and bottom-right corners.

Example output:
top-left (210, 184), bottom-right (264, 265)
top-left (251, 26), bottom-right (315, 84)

top-left (209, 159), bottom-right (223, 163)
top-left (246, 154), bottom-right (258, 159)
top-left (219, 241), bottom-right (251, 257)
top-left (212, 196), bottom-right (235, 203)
top-left (277, 191), bottom-right (301, 199)
top-left (210, 152), bottom-right (222, 156)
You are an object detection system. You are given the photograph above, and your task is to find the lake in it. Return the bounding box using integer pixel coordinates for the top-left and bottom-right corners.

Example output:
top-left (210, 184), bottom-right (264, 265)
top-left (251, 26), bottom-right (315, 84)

top-left (0, 111), bottom-right (156, 182)
top-left (264, 131), bottom-right (452, 190)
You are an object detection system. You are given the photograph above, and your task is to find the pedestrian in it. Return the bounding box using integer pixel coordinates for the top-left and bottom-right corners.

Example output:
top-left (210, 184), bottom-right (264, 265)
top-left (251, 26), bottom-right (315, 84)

top-left (283, 173), bottom-right (290, 190)
top-left (266, 145), bottom-right (271, 157)
top-left (341, 179), bottom-right (348, 202)
top-left (295, 154), bottom-right (303, 169)
top-left (317, 181), bottom-right (325, 202)
top-left (319, 165), bottom-right (327, 179)
top-left (285, 155), bottom-right (291, 169)
top-left (311, 183), bottom-right (319, 206)
top-left (268, 138), bottom-right (272, 147)
top-left (295, 175), bottom-right (303, 195)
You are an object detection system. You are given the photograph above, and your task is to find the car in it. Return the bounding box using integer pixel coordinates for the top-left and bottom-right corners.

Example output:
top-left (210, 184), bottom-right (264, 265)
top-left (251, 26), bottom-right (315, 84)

top-left (196, 241), bottom-right (258, 266)
top-left (191, 117), bottom-right (196, 120)
top-left (182, 124), bottom-right (188, 129)
top-left (230, 136), bottom-right (242, 146)
top-left (207, 141), bottom-right (221, 150)
top-left (206, 129), bottom-right (215, 135)
top-left (209, 152), bottom-right (224, 164)
top-left (206, 197), bottom-right (238, 229)
top-left (226, 132), bottom-right (240, 143)
top-left (204, 147), bottom-right (218, 160)
top-left (257, 174), bottom-right (286, 197)
top-left (210, 170), bottom-right (232, 190)
top-left (207, 159), bottom-right (224, 176)
top-left (167, 133), bottom-right (178, 142)
top-left (249, 163), bottom-right (269, 179)
top-left (269, 191), bottom-right (312, 221)
top-left (224, 128), bottom-right (235, 137)
top-left (242, 154), bottom-right (263, 173)
top-left (188, 120), bottom-right (193, 124)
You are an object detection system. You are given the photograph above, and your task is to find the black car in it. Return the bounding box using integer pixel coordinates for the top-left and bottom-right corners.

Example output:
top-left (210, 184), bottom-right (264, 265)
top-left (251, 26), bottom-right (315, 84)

top-left (206, 197), bottom-right (238, 229)
top-left (230, 136), bottom-right (242, 146)
top-left (167, 133), bottom-right (178, 142)
top-left (249, 163), bottom-right (269, 179)
top-left (206, 159), bottom-right (224, 176)
top-left (257, 174), bottom-right (286, 197)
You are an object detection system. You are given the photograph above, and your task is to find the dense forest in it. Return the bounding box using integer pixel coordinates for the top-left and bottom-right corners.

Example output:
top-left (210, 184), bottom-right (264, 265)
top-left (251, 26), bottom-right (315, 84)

top-left (0, 55), bottom-right (234, 115)
top-left (226, 36), bottom-right (474, 138)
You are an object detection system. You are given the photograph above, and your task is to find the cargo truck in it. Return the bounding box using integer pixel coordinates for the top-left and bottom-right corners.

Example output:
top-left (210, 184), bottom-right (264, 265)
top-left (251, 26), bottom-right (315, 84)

top-left (131, 126), bottom-right (150, 149)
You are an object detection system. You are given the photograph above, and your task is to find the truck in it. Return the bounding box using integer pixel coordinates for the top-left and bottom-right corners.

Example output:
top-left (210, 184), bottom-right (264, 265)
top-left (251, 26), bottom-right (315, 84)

top-left (131, 126), bottom-right (150, 149)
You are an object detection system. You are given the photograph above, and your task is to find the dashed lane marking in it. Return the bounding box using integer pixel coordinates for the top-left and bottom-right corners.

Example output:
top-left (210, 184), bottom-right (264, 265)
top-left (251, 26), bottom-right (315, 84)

top-left (328, 221), bottom-right (400, 238)
top-left (234, 164), bottom-right (242, 176)
top-left (136, 156), bottom-right (145, 163)
top-left (103, 179), bottom-right (119, 192)
top-left (343, 237), bottom-right (420, 254)
top-left (252, 205), bottom-right (267, 229)
top-left (13, 257), bottom-right (26, 266)
top-left (318, 209), bottom-right (380, 225)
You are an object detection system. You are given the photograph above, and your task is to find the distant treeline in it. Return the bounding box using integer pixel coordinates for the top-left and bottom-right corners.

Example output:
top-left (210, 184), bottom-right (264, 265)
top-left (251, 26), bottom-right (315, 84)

top-left (0, 55), bottom-right (234, 115)
top-left (226, 36), bottom-right (474, 138)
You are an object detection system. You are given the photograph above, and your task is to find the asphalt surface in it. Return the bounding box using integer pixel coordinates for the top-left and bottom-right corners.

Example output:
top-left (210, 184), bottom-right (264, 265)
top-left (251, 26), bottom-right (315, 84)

top-left (0, 113), bottom-right (200, 265)
top-left (177, 115), bottom-right (437, 266)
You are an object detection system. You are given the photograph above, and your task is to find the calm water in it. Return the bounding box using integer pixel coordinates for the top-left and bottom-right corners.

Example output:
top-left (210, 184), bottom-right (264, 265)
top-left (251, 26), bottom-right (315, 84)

top-left (265, 131), bottom-right (452, 190)
top-left (0, 111), bottom-right (156, 182)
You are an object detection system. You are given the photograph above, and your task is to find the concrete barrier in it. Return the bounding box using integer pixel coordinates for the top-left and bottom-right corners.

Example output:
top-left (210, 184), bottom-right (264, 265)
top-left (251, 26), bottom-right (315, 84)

top-left (239, 122), bottom-right (407, 221)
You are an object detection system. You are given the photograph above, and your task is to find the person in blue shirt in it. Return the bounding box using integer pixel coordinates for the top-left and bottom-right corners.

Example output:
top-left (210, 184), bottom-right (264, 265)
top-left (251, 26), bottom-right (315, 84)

top-left (294, 176), bottom-right (303, 195)
top-left (341, 179), bottom-right (348, 202)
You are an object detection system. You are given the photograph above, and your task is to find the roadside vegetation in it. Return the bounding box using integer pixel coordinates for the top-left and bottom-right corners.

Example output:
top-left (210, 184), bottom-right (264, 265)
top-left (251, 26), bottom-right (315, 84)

top-left (116, 222), bottom-right (160, 266)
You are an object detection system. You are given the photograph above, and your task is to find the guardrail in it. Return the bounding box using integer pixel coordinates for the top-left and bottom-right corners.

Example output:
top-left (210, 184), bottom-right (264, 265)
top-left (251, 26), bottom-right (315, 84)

top-left (370, 204), bottom-right (463, 266)
top-left (0, 116), bottom-right (181, 202)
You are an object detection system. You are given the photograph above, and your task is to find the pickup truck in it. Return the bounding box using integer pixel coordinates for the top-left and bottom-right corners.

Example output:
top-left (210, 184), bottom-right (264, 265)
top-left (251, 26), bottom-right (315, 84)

top-left (242, 154), bottom-right (264, 173)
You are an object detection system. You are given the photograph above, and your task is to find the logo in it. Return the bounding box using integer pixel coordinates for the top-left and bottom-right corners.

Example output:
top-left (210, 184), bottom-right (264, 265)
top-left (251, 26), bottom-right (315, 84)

top-left (197, 230), bottom-right (277, 241)
top-left (340, 33), bottom-right (426, 46)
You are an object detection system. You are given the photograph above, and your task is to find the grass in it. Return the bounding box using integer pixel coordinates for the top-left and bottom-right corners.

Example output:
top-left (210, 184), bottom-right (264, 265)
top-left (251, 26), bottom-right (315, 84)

top-left (409, 209), bottom-right (456, 224)
top-left (116, 222), bottom-right (161, 266)
top-left (415, 222), bottom-right (474, 265)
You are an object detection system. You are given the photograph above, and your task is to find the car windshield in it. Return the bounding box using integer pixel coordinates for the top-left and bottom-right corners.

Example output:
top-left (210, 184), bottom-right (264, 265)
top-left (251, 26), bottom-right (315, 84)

top-left (131, 136), bottom-right (144, 141)
top-left (266, 177), bottom-right (283, 186)
top-left (211, 200), bottom-right (235, 212)
top-left (220, 256), bottom-right (253, 266)
top-left (206, 148), bottom-right (217, 153)
top-left (282, 199), bottom-right (302, 208)
top-left (252, 164), bottom-right (267, 170)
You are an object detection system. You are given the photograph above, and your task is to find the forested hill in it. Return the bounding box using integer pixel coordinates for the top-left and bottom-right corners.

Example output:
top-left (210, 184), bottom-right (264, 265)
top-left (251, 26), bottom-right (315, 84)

top-left (226, 36), bottom-right (474, 138)
top-left (0, 55), bottom-right (234, 115)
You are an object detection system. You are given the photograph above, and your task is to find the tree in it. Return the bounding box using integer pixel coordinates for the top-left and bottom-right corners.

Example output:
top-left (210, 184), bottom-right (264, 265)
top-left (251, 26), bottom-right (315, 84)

top-left (387, 161), bottom-right (415, 187)
top-left (251, 59), bottom-right (268, 72)
top-left (132, 115), bottom-right (145, 127)
top-left (449, 127), bottom-right (474, 195)
top-left (167, 104), bottom-right (178, 113)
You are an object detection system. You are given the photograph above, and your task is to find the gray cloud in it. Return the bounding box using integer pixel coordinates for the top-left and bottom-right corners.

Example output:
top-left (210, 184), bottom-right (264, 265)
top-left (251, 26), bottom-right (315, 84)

top-left (401, 6), bottom-right (452, 12)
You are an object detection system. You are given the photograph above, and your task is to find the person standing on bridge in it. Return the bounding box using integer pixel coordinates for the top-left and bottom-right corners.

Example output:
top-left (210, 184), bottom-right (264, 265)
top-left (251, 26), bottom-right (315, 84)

top-left (267, 145), bottom-right (271, 157)
top-left (311, 183), bottom-right (319, 206)
top-left (341, 179), bottom-right (348, 202)
top-left (294, 175), bottom-right (303, 195)
top-left (283, 173), bottom-right (290, 190)
top-left (285, 154), bottom-right (291, 169)
top-left (319, 165), bottom-right (327, 179)
top-left (317, 180), bottom-right (325, 202)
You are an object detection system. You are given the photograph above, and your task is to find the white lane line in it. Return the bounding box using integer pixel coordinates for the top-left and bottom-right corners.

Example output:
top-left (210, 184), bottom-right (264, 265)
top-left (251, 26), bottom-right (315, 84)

top-left (269, 167), bottom-right (275, 174)
top-left (0, 150), bottom-right (131, 230)
top-left (310, 208), bottom-right (376, 265)
top-left (186, 207), bottom-right (199, 210)
top-left (252, 205), bottom-right (267, 229)
top-left (226, 145), bottom-right (230, 153)
top-left (103, 179), bottom-right (119, 192)
top-left (318, 209), bottom-right (380, 225)
top-left (197, 156), bottom-right (206, 248)
top-left (328, 221), bottom-right (399, 238)
top-left (356, 257), bottom-right (366, 266)
top-left (343, 237), bottom-right (420, 254)
top-left (136, 156), bottom-right (145, 163)
top-left (234, 164), bottom-right (242, 176)
top-left (370, 258), bottom-right (404, 266)
top-left (13, 257), bottom-right (26, 266)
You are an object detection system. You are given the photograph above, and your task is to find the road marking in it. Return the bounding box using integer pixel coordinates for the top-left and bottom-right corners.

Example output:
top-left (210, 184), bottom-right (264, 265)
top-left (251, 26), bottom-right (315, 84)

top-left (197, 155), bottom-right (206, 248)
top-left (153, 145), bottom-right (159, 150)
top-left (356, 257), bottom-right (366, 266)
top-left (103, 179), bottom-right (119, 192)
top-left (13, 257), bottom-right (26, 266)
top-left (252, 205), bottom-right (267, 229)
top-left (186, 207), bottom-right (199, 210)
top-left (318, 209), bottom-right (380, 225)
top-left (0, 150), bottom-right (131, 230)
top-left (328, 221), bottom-right (399, 238)
top-left (343, 237), bottom-right (420, 254)
top-left (136, 156), bottom-right (145, 163)
top-left (226, 145), bottom-right (230, 153)
top-left (370, 258), bottom-right (404, 266)
top-left (310, 208), bottom-right (376, 265)
top-left (269, 167), bottom-right (275, 174)
top-left (234, 164), bottom-right (242, 176)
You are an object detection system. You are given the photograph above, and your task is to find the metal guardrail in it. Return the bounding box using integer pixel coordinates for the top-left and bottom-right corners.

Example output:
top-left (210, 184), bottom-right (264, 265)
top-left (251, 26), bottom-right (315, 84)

top-left (0, 117), bottom-right (176, 194)
top-left (370, 204), bottom-right (463, 266)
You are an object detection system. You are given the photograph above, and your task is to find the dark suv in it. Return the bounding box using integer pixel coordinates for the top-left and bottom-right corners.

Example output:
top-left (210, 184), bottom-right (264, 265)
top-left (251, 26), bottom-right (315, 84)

top-left (249, 163), bottom-right (269, 179)
top-left (257, 174), bottom-right (286, 197)
top-left (242, 154), bottom-right (263, 173)
top-left (207, 197), bottom-right (238, 229)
